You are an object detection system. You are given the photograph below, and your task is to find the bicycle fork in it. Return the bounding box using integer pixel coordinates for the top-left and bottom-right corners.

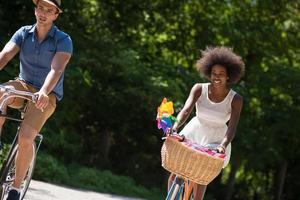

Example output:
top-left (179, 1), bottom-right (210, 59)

top-left (34, 134), bottom-right (43, 154)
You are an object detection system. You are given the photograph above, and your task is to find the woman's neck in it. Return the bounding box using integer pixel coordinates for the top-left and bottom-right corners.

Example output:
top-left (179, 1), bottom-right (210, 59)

top-left (210, 83), bottom-right (229, 93)
top-left (208, 84), bottom-right (230, 102)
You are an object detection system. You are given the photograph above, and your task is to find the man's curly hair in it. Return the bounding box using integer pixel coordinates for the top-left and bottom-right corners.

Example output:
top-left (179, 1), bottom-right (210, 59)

top-left (196, 47), bottom-right (245, 84)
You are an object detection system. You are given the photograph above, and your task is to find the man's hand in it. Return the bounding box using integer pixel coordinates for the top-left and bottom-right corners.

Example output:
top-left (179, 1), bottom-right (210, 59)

top-left (35, 90), bottom-right (49, 111)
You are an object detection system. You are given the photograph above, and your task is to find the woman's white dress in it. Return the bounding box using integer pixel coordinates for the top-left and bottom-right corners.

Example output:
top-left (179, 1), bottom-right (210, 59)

top-left (179, 83), bottom-right (236, 167)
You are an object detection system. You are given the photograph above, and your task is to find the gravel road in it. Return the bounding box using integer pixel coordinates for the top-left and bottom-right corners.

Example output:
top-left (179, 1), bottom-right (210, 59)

top-left (23, 180), bottom-right (144, 200)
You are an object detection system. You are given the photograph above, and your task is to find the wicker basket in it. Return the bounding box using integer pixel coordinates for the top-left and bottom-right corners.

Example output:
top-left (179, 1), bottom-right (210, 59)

top-left (161, 137), bottom-right (224, 185)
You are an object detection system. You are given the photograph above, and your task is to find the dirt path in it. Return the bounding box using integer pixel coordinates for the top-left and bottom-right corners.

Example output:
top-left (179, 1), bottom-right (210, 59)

top-left (24, 180), bottom-right (144, 200)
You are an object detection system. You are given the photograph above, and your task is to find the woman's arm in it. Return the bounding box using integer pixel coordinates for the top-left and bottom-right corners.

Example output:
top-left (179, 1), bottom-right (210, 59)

top-left (218, 94), bottom-right (243, 153)
top-left (172, 83), bottom-right (202, 132)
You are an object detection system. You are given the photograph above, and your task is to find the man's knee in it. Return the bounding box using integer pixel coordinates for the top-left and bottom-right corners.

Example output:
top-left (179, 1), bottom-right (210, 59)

top-left (0, 86), bottom-right (8, 97)
top-left (0, 83), bottom-right (26, 110)
top-left (18, 123), bottom-right (38, 147)
top-left (0, 89), bottom-right (7, 125)
top-left (0, 90), bottom-right (10, 114)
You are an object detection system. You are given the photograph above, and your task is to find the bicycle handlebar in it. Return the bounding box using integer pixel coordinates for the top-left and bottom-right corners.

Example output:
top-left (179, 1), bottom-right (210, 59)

top-left (0, 84), bottom-right (38, 113)
top-left (166, 132), bottom-right (225, 154)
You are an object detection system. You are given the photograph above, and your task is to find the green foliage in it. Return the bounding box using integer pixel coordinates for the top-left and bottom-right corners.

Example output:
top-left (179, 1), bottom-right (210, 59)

top-left (34, 152), bottom-right (69, 184)
top-left (0, 144), bottom-right (12, 164)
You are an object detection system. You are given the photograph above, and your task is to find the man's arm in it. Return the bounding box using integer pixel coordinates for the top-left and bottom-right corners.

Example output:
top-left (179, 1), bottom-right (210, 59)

top-left (0, 41), bottom-right (20, 70)
top-left (35, 52), bottom-right (71, 110)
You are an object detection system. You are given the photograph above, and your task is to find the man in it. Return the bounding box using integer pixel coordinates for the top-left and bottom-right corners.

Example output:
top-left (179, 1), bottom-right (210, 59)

top-left (0, 0), bottom-right (72, 199)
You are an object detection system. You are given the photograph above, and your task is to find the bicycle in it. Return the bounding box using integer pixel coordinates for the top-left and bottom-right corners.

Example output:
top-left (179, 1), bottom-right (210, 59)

top-left (163, 134), bottom-right (225, 200)
top-left (0, 85), bottom-right (43, 200)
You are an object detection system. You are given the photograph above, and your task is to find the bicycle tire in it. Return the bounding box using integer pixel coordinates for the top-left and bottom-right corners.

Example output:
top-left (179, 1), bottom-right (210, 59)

top-left (0, 144), bottom-right (18, 199)
top-left (0, 143), bottom-right (36, 200)
top-left (166, 177), bottom-right (185, 200)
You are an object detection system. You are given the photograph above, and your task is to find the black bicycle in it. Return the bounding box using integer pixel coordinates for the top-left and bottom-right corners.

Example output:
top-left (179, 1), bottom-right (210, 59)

top-left (0, 85), bottom-right (43, 200)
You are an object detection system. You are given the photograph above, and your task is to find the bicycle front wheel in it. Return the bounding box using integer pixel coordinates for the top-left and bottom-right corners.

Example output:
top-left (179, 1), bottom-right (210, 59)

top-left (166, 177), bottom-right (185, 200)
top-left (0, 143), bottom-right (36, 200)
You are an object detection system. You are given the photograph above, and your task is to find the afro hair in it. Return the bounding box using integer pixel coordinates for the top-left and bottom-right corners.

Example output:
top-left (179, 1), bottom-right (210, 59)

top-left (196, 46), bottom-right (245, 84)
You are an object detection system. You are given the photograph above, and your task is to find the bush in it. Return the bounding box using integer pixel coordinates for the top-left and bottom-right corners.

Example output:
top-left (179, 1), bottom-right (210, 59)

top-left (34, 152), bottom-right (69, 184)
top-left (33, 152), bottom-right (163, 200)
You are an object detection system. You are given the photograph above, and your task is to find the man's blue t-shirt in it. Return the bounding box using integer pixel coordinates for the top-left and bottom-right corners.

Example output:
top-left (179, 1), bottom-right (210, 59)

top-left (10, 24), bottom-right (73, 101)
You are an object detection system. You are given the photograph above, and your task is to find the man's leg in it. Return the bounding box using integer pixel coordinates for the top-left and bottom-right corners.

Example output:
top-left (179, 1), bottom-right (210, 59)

top-left (10, 89), bottom-right (56, 189)
top-left (0, 90), bottom-right (10, 135)
top-left (0, 110), bottom-right (6, 151)
top-left (13, 123), bottom-right (38, 188)
top-left (0, 111), bottom-right (6, 135)
top-left (0, 82), bottom-right (25, 153)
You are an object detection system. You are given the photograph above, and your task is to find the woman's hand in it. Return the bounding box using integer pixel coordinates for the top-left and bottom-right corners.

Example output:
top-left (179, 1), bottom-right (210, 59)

top-left (165, 124), bottom-right (178, 136)
top-left (169, 132), bottom-right (185, 142)
top-left (165, 128), bottom-right (172, 136)
top-left (216, 145), bottom-right (226, 154)
top-left (169, 135), bottom-right (185, 141)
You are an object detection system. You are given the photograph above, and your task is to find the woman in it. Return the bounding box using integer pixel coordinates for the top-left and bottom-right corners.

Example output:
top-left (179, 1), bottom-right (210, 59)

top-left (169, 46), bottom-right (245, 200)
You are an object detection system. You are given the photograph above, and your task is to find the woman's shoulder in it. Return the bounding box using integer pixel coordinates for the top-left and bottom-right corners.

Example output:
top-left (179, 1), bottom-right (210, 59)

top-left (191, 83), bottom-right (202, 94)
top-left (230, 89), bottom-right (242, 99)
top-left (190, 83), bottom-right (209, 98)
top-left (231, 92), bottom-right (243, 107)
top-left (192, 82), bottom-right (209, 92)
top-left (193, 82), bottom-right (209, 89)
